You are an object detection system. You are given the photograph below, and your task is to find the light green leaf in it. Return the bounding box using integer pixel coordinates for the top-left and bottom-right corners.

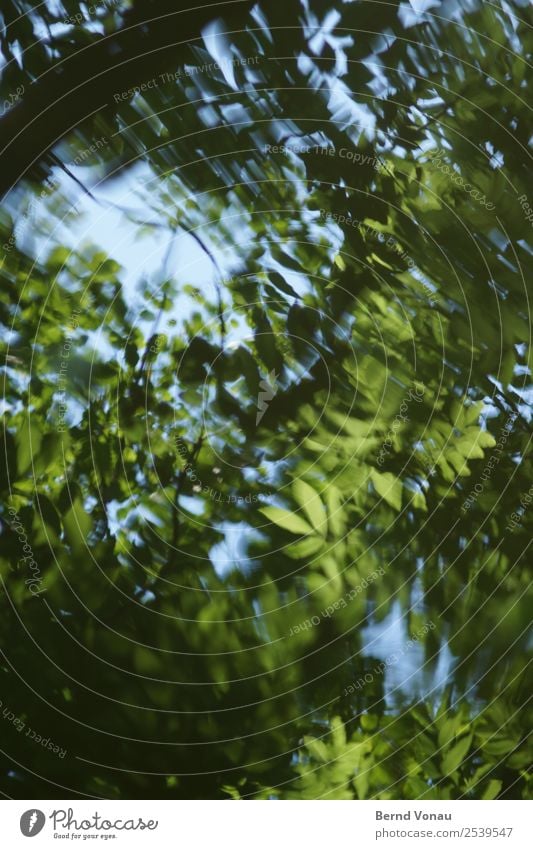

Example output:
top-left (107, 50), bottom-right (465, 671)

top-left (438, 717), bottom-right (460, 750)
top-left (292, 479), bottom-right (328, 536)
top-left (482, 779), bottom-right (502, 800)
top-left (411, 489), bottom-right (428, 512)
top-left (324, 484), bottom-right (345, 537)
top-left (371, 469), bottom-right (402, 511)
top-left (441, 733), bottom-right (472, 775)
top-left (260, 507), bottom-right (314, 535)
top-left (285, 535), bottom-right (325, 559)
top-left (477, 430), bottom-right (497, 448)
top-left (330, 716), bottom-right (347, 749)
top-left (303, 736), bottom-right (330, 763)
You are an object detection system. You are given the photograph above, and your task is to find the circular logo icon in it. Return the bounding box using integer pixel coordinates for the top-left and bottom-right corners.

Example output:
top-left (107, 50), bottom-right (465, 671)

top-left (20, 810), bottom-right (46, 837)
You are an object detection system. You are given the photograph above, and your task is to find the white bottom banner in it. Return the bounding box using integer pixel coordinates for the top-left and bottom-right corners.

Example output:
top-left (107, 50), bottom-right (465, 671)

top-left (0, 800), bottom-right (530, 848)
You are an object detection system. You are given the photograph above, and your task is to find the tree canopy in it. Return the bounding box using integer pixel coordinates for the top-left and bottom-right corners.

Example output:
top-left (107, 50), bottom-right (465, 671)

top-left (0, 0), bottom-right (531, 799)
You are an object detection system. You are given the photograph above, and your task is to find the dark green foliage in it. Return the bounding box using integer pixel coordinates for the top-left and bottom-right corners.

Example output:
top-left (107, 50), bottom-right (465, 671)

top-left (0, 0), bottom-right (531, 799)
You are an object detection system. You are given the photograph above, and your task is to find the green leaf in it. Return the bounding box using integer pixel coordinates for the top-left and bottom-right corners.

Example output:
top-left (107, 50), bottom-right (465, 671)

top-left (482, 779), bottom-right (502, 800)
top-left (410, 489), bottom-right (427, 512)
top-left (16, 421), bottom-right (42, 476)
top-left (260, 507), bottom-right (314, 535)
top-left (360, 714), bottom-right (379, 731)
top-left (330, 716), bottom-right (347, 749)
top-left (438, 716), bottom-right (460, 749)
top-left (268, 272), bottom-right (299, 299)
top-left (292, 479), bottom-right (328, 536)
top-left (370, 469), bottom-right (402, 511)
top-left (324, 484), bottom-right (345, 537)
top-left (62, 498), bottom-right (92, 552)
top-left (284, 535), bottom-right (325, 559)
top-left (441, 733), bottom-right (472, 775)
top-left (303, 736), bottom-right (330, 763)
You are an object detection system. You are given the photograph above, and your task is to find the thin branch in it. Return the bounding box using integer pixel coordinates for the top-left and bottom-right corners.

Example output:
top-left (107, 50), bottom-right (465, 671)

top-left (49, 153), bottom-right (99, 203)
top-left (188, 230), bottom-right (227, 344)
